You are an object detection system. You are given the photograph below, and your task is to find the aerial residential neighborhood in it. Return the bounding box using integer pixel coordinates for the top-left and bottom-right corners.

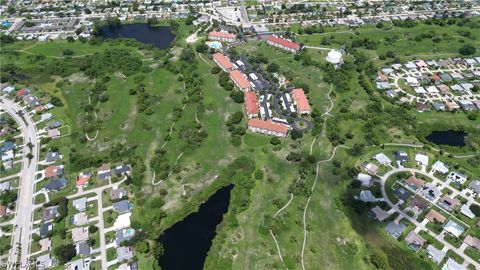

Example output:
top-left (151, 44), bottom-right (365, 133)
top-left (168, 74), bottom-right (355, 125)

top-left (0, 0), bottom-right (479, 270)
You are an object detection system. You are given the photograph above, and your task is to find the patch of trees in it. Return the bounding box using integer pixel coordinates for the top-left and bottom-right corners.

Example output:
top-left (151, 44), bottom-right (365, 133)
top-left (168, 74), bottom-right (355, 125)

top-left (0, 190), bottom-right (17, 205)
top-left (79, 48), bottom-right (142, 77)
top-left (54, 244), bottom-right (76, 264)
top-left (45, 196), bottom-right (68, 222)
top-left (459, 44), bottom-right (476, 55)
top-left (226, 111), bottom-right (245, 146)
top-left (392, 19), bottom-right (417, 28)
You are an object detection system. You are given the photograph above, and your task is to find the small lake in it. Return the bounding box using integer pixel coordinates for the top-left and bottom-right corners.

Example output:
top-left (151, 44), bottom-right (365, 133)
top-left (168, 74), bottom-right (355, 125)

top-left (158, 184), bottom-right (234, 270)
top-left (425, 130), bottom-right (468, 147)
top-left (99, 23), bottom-right (175, 49)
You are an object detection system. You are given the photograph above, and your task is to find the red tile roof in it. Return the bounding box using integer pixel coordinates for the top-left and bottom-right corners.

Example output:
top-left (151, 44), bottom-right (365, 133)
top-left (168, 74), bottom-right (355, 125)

top-left (76, 174), bottom-right (91, 186)
top-left (44, 166), bottom-right (58, 178)
top-left (266, 35), bottom-right (301, 50)
top-left (213, 53), bottom-right (233, 70)
top-left (292, 88), bottom-right (311, 112)
top-left (230, 70), bottom-right (250, 89)
top-left (244, 92), bottom-right (259, 115)
top-left (0, 205), bottom-right (6, 217)
top-left (208, 31), bottom-right (236, 40)
top-left (16, 89), bottom-right (29, 97)
top-left (248, 119), bottom-right (289, 134)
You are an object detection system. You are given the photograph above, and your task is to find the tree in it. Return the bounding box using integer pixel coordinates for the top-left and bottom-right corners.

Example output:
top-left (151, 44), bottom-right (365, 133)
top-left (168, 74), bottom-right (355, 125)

top-left (266, 63), bottom-right (279, 73)
top-left (88, 225), bottom-right (98, 234)
top-left (270, 137), bottom-right (281, 145)
top-left (369, 248), bottom-right (389, 269)
top-left (54, 244), bottom-right (76, 264)
top-left (66, 36), bottom-right (75, 43)
top-left (211, 66), bottom-right (220, 74)
top-left (470, 204), bottom-right (480, 216)
top-left (459, 44), bottom-right (476, 55)
top-left (230, 90), bottom-right (244, 103)
top-left (195, 43), bottom-right (208, 54)
top-left (26, 153), bottom-right (33, 160)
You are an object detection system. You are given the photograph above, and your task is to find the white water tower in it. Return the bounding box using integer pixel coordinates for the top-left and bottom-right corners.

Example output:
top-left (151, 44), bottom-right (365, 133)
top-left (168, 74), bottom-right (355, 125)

top-left (326, 49), bottom-right (343, 65)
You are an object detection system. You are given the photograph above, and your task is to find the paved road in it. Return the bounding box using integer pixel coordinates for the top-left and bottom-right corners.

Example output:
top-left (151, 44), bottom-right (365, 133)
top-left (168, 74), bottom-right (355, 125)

top-left (380, 168), bottom-right (480, 269)
top-left (1, 97), bottom-right (40, 269)
top-left (272, 90), bottom-right (313, 132)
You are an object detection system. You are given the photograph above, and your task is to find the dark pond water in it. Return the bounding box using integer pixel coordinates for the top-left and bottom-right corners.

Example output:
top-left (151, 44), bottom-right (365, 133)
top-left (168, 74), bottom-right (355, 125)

top-left (158, 184), bottom-right (234, 270)
top-left (425, 130), bottom-right (468, 147)
top-left (99, 23), bottom-right (175, 49)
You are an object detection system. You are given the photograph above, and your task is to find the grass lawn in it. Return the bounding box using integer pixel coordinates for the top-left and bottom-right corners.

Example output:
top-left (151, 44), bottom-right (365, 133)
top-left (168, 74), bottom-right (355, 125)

top-left (444, 233), bottom-right (462, 248)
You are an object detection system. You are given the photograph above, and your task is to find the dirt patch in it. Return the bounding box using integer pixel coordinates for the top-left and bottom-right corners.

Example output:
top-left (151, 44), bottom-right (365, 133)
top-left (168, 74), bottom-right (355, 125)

top-left (68, 73), bottom-right (90, 84)
top-left (120, 104), bottom-right (137, 131)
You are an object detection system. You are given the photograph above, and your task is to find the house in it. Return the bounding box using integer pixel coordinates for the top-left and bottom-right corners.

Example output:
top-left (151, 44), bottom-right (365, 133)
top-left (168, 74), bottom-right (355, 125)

top-left (416, 102), bottom-right (430, 112)
top-left (374, 153), bottom-right (392, 165)
top-left (432, 160), bottom-right (449, 174)
top-left (414, 87), bottom-right (427, 95)
top-left (40, 222), bottom-right (53, 238)
top-left (359, 190), bottom-right (381, 203)
top-left (208, 31), bottom-right (236, 42)
top-left (447, 171), bottom-right (467, 185)
top-left (1, 86), bottom-right (15, 94)
top-left (16, 88), bottom-right (30, 98)
top-left (0, 141), bottom-right (16, 153)
top-left (44, 165), bottom-right (64, 178)
top-left (0, 181), bottom-right (11, 192)
top-left (432, 102), bottom-right (446, 112)
top-left (39, 238), bottom-right (51, 252)
top-left (44, 178), bottom-right (67, 192)
top-left (385, 221), bottom-right (406, 239)
top-left (42, 206), bottom-right (59, 222)
top-left (118, 262), bottom-right (138, 270)
top-left (115, 164), bottom-right (131, 177)
top-left (36, 254), bottom-right (56, 270)
top-left (442, 258), bottom-right (467, 270)
top-left (212, 53), bottom-right (234, 72)
top-left (72, 197), bottom-right (87, 211)
top-left (117, 246), bottom-right (134, 262)
top-left (426, 209), bottom-right (446, 223)
top-left (458, 100), bottom-right (476, 111)
top-left (46, 120), bottom-right (60, 130)
top-left (363, 162), bottom-right (378, 175)
top-left (247, 119), bottom-right (289, 137)
top-left (244, 92), bottom-right (259, 118)
top-left (444, 220), bottom-right (464, 238)
top-left (410, 197), bottom-right (428, 211)
top-left (40, 113), bottom-right (52, 122)
top-left (98, 164), bottom-right (112, 180)
top-left (394, 187), bottom-right (411, 201)
top-left (437, 84), bottom-right (450, 93)
top-left (45, 151), bottom-right (62, 163)
top-left (393, 151), bottom-right (409, 163)
top-left (71, 212), bottom-right (88, 226)
top-left (291, 88), bottom-right (311, 115)
top-left (0, 204), bottom-right (7, 217)
top-left (265, 35), bottom-right (301, 53)
top-left (113, 200), bottom-right (133, 214)
top-left (356, 173), bottom-right (373, 187)
top-left (370, 206), bottom-right (389, 222)
top-left (76, 172), bottom-right (92, 187)
top-left (422, 182), bottom-right (441, 201)
top-left (438, 195), bottom-right (459, 211)
top-left (72, 227), bottom-right (89, 242)
top-left (111, 187), bottom-right (128, 201)
top-left (405, 231), bottom-right (425, 251)
top-left (114, 213), bottom-right (132, 230)
top-left (75, 241), bottom-right (90, 257)
top-left (1, 150), bottom-right (14, 162)
top-left (47, 128), bottom-right (61, 139)
top-left (415, 153), bottom-right (429, 166)
top-left (445, 101), bottom-right (461, 111)
top-left (229, 70), bottom-right (251, 92)
top-left (66, 259), bottom-right (89, 270)
top-left (426, 244), bottom-right (445, 264)
top-left (464, 235), bottom-right (480, 250)
top-left (116, 228), bottom-right (135, 246)
top-left (469, 180), bottom-right (480, 194)
top-left (405, 175), bottom-right (425, 191)
top-left (460, 204), bottom-right (476, 219)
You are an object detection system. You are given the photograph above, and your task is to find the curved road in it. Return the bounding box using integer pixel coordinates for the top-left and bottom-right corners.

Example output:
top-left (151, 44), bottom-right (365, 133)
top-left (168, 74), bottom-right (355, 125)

top-left (1, 97), bottom-right (40, 269)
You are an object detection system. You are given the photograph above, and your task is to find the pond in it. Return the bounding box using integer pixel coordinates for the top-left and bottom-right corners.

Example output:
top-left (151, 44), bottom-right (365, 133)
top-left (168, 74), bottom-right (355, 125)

top-left (99, 23), bottom-right (175, 49)
top-left (158, 184), bottom-right (234, 270)
top-left (425, 130), bottom-right (468, 147)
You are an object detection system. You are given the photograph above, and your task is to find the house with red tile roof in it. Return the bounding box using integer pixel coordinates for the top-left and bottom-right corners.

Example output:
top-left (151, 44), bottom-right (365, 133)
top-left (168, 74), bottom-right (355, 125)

top-left (0, 204), bottom-right (6, 217)
top-left (248, 119), bottom-right (289, 137)
top-left (291, 88), bottom-right (311, 115)
top-left (244, 92), bottom-right (259, 118)
top-left (76, 172), bottom-right (92, 187)
top-left (16, 88), bottom-right (30, 98)
top-left (44, 165), bottom-right (64, 179)
top-left (230, 70), bottom-right (251, 92)
top-left (265, 35), bottom-right (301, 53)
top-left (213, 53), bottom-right (234, 72)
top-left (208, 31), bottom-right (237, 43)
top-left (377, 72), bottom-right (388, 82)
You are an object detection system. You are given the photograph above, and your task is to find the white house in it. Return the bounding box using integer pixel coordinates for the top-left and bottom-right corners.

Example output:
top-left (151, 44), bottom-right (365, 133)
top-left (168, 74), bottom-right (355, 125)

top-left (415, 153), bottom-right (429, 166)
top-left (431, 160), bottom-right (449, 174)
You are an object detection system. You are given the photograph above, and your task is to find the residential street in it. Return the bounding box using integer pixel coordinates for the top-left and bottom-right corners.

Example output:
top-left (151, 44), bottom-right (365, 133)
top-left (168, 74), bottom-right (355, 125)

top-left (1, 97), bottom-right (40, 269)
top-left (380, 168), bottom-right (480, 268)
